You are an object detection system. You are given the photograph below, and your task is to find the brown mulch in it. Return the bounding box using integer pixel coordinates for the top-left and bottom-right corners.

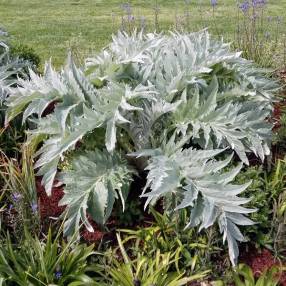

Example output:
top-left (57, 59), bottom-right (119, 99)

top-left (240, 247), bottom-right (286, 285)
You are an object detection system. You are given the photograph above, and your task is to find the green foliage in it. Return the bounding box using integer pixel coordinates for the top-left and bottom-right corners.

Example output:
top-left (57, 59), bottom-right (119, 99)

top-left (235, 159), bottom-right (286, 253)
top-left (120, 208), bottom-right (224, 277)
top-left (234, 2), bottom-right (282, 68)
top-left (10, 43), bottom-right (40, 69)
top-left (232, 264), bottom-right (281, 286)
top-left (234, 166), bottom-right (272, 247)
top-left (0, 228), bottom-right (98, 286)
top-left (104, 233), bottom-right (209, 286)
top-left (115, 199), bottom-right (144, 227)
top-left (0, 147), bottom-right (40, 238)
top-left (4, 30), bottom-right (279, 265)
top-left (132, 135), bottom-right (257, 266)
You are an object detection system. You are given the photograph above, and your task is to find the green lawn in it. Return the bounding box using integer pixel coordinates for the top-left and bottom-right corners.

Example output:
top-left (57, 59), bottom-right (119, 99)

top-left (0, 0), bottom-right (285, 67)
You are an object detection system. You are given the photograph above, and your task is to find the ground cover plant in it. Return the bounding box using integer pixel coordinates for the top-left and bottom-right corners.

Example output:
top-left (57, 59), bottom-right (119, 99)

top-left (0, 226), bottom-right (104, 286)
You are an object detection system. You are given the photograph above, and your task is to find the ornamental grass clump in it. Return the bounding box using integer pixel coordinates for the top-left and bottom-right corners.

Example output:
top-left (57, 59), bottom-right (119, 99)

top-left (4, 30), bottom-right (279, 265)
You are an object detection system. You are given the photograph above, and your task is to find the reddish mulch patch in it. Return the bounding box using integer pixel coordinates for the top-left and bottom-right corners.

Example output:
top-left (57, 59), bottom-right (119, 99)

top-left (240, 247), bottom-right (286, 285)
top-left (272, 69), bottom-right (286, 128)
top-left (273, 102), bottom-right (284, 129)
top-left (81, 220), bottom-right (106, 244)
top-left (36, 179), bottom-right (114, 244)
top-left (36, 179), bottom-right (65, 220)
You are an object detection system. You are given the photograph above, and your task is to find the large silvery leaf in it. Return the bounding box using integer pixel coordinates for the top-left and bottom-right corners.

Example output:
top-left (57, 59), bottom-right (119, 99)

top-left (58, 149), bottom-right (133, 236)
top-left (33, 105), bottom-right (105, 195)
top-left (0, 42), bottom-right (29, 104)
top-left (5, 61), bottom-right (67, 124)
top-left (94, 81), bottom-right (155, 152)
top-left (132, 136), bottom-right (255, 266)
top-left (173, 77), bottom-right (272, 165)
top-left (5, 53), bottom-right (99, 125)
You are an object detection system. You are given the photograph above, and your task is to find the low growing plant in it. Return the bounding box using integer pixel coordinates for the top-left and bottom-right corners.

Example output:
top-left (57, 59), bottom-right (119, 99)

top-left (104, 233), bottom-right (209, 286)
top-left (120, 208), bottom-right (223, 276)
top-left (234, 158), bottom-right (286, 253)
top-left (0, 227), bottom-right (99, 286)
top-left (10, 43), bottom-right (40, 70)
top-left (232, 264), bottom-right (282, 286)
top-left (4, 30), bottom-right (279, 265)
top-left (0, 147), bottom-right (40, 238)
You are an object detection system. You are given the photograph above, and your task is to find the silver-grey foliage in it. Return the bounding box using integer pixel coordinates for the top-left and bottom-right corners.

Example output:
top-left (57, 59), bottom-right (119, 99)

top-left (0, 42), bottom-right (28, 104)
top-left (4, 30), bottom-right (279, 265)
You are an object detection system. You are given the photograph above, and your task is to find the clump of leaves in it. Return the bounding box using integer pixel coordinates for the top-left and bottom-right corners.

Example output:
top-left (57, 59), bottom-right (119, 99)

top-left (115, 199), bottom-right (144, 227)
top-left (232, 264), bottom-right (282, 286)
top-left (235, 159), bottom-right (286, 253)
top-left (0, 227), bottom-right (100, 286)
top-left (0, 146), bottom-right (40, 239)
top-left (103, 233), bottom-right (210, 286)
top-left (4, 30), bottom-right (279, 265)
top-left (120, 208), bottom-right (225, 277)
top-left (10, 43), bottom-right (40, 70)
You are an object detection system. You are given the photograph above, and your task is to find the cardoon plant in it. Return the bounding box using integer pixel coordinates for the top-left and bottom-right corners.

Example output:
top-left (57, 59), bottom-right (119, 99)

top-left (4, 30), bottom-right (279, 265)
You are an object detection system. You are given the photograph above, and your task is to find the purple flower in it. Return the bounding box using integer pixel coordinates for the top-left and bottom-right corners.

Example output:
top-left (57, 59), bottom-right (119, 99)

top-left (211, 0), bottom-right (217, 6)
top-left (239, 1), bottom-right (250, 13)
top-left (8, 204), bottom-right (13, 211)
top-left (252, 0), bottom-right (266, 7)
top-left (31, 202), bottom-right (38, 213)
top-left (55, 271), bottom-right (62, 280)
top-left (12, 193), bottom-right (22, 202)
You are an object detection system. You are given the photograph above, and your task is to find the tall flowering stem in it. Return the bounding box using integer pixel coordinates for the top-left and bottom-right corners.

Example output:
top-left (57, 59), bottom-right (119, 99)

top-left (236, 0), bottom-right (282, 67)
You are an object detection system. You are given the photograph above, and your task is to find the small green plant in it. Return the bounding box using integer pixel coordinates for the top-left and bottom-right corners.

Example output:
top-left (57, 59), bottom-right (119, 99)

top-left (234, 158), bottom-right (286, 252)
top-left (120, 208), bottom-right (223, 276)
top-left (0, 31), bottom-right (30, 103)
top-left (115, 199), bottom-right (144, 227)
top-left (105, 233), bottom-right (209, 286)
top-left (272, 189), bottom-right (286, 257)
top-left (0, 227), bottom-right (98, 285)
top-left (10, 43), bottom-right (40, 70)
top-left (232, 264), bottom-right (281, 286)
top-left (0, 146), bottom-right (40, 238)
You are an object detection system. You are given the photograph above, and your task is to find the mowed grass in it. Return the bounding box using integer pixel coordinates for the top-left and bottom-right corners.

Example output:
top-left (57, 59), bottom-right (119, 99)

top-left (0, 0), bottom-right (285, 68)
